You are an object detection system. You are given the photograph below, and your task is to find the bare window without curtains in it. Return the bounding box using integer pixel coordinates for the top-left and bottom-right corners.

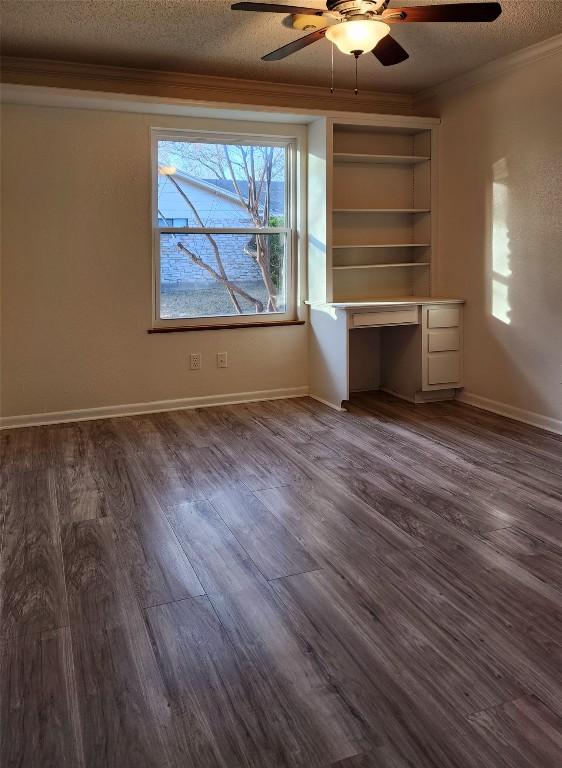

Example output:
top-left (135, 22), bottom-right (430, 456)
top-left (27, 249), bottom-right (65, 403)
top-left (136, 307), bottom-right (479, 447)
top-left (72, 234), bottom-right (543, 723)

top-left (154, 132), bottom-right (295, 325)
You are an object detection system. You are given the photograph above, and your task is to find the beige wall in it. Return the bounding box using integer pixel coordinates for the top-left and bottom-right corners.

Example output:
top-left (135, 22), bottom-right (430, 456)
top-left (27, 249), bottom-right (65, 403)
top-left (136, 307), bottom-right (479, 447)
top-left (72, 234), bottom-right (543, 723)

top-left (429, 51), bottom-right (562, 424)
top-left (0, 105), bottom-right (308, 418)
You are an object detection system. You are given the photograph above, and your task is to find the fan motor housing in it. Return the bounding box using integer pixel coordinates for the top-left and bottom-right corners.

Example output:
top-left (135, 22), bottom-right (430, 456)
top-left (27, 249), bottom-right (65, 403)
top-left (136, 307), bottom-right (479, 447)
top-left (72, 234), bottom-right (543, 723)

top-left (326, 0), bottom-right (386, 15)
top-left (292, 14), bottom-right (328, 30)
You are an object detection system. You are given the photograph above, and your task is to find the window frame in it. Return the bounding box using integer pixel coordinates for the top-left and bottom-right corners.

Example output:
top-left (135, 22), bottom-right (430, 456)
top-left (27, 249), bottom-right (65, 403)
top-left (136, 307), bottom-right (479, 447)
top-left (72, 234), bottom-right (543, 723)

top-left (151, 127), bottom-right (298, 329)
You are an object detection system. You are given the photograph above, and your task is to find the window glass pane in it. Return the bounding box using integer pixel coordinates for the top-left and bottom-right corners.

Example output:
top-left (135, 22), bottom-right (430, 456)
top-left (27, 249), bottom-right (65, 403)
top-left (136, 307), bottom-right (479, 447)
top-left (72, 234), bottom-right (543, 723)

top-left (157, 140), bottom-right (286, 228)
top-left (159, 233), bottom-right (287, 319)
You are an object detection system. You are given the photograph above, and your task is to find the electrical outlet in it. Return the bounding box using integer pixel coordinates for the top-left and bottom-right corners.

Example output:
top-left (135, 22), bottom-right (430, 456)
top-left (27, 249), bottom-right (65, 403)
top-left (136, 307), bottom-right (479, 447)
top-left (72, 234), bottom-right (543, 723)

top-left (217, 352), bottom-right (228, 369)
top-left (190, 352), bottom-right (201, 371)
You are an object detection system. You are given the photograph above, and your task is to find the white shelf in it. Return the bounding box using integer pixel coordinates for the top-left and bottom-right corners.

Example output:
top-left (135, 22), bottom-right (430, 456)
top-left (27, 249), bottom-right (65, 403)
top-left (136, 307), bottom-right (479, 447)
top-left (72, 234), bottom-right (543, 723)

top-left (333, 262), bottom-right (431, 271)
top-left (333, 208), bottom-right (431, 214)
top-left (334, 153), bottom-right (430, 165)
top-left (333, 243), bottom-right (430, 249)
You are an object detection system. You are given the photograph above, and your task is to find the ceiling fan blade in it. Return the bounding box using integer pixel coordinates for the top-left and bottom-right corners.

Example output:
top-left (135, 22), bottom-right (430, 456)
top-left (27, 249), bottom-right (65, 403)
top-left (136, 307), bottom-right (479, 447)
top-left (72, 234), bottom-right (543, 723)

top-left (373, 35), bottom-right (409, 66)
top-left (383, 3), bottom-right (502, 23)
top-left (232, 2), bottom-right (326, 15)
top-left (262, 27), bottom-right (327, 61)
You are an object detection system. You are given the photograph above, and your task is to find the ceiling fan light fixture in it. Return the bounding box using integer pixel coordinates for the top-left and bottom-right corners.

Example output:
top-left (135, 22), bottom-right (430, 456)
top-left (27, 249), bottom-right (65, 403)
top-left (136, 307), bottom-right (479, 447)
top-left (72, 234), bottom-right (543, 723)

top-left (325, 18), bottom-right (389, 55)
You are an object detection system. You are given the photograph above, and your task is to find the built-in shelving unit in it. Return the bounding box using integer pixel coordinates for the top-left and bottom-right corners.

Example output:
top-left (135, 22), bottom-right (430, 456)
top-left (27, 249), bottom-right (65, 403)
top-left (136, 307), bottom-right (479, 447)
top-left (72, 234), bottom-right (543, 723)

top-left (306, 115), bottom-right (462, 411)
top-left (307, 116), bottom-right (439, 304)
top-left (332, 122), bottom-right (433, 301)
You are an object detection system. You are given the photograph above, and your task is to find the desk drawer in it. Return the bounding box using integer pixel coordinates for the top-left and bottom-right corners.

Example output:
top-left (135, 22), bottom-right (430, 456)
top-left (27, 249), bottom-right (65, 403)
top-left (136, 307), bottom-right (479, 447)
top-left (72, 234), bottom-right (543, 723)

top-left (352, 308), bottom-right (418, 328)
top-left (428, 328), bottom-right (460, 352)
top-left (427, 353), bottom-right (461, 385)
top-left (427, 307), bottom-right (460, 328)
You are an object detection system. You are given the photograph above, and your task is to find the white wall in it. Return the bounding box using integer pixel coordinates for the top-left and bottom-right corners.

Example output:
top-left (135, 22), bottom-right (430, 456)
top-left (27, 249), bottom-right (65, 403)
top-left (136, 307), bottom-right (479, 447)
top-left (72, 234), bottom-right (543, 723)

top-left (427, 49), bottom-right (562, 426)
top-left (0, 105), bottom-right (308, 419)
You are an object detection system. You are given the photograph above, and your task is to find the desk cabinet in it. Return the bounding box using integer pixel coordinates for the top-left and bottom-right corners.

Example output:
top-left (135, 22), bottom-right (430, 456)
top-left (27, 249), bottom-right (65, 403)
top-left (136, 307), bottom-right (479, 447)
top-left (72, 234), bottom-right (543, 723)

top-left (310, 299), bottom-right (464, 409)
top-left (422, 304), bottom-right (463, 391)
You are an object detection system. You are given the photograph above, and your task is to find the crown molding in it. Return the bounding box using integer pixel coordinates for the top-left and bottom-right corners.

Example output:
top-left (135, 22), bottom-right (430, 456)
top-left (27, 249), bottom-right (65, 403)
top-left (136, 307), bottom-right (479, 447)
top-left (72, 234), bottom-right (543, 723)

top-left (0, 56), bottom-right (414, 116)
top-left (415, 33), bottom-right (562, 106)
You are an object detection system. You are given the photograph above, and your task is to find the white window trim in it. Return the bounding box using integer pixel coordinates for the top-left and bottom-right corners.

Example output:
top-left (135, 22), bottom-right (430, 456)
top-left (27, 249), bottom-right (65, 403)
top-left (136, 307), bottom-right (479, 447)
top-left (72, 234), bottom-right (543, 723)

top-left (151, 127), bottom-right (298, 329)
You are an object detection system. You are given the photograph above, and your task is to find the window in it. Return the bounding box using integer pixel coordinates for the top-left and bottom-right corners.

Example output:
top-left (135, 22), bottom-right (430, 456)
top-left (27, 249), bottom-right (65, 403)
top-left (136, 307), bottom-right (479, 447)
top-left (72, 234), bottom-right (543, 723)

top-left (152, 129), bottom-right (296, 327)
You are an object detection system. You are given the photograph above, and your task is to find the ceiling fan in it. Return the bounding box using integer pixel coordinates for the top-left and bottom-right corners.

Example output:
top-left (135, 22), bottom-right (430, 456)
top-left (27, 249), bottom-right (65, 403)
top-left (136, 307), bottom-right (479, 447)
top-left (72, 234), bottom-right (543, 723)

top-left (231, 1), bottom-right (502, 66)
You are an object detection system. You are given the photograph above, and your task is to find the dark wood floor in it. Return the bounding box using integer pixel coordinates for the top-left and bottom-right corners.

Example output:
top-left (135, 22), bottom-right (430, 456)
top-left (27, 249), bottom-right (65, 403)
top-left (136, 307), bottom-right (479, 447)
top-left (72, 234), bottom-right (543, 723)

top-left (1, 392), bottom-right (561, 768)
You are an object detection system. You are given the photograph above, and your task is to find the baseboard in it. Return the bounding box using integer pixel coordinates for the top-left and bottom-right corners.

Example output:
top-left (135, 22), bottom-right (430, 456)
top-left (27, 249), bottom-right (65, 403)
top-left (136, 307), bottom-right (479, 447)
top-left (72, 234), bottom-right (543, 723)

top-left (456, 391), bottom-right (562, 436)
top-left (0, 386), bottom-right (310, 430)
top-left (351, 387), bottom-right (456, 405)
top-left (309, 394), bottom-right (347, 412)
top-left (413, 389), bottom-right (457, 404)
top-left (380, 387), bottom-right (415, 404)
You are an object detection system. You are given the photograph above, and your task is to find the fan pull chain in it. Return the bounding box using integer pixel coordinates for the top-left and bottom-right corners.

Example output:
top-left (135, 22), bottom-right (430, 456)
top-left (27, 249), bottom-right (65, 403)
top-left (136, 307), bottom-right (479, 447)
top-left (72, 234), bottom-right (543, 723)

top-left (354, 52), bottom-right (359, 96)
top-left (330, 42), bottom-right (334, 94)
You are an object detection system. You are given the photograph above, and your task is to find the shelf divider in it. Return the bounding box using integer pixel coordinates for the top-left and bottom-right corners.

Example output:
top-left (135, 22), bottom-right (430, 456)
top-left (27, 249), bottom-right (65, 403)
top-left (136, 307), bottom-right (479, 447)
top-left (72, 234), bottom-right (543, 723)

top-left (332, 243), bottom-right (430, 249)
top-left (333, 153), bottom-right (430, 165)
top-left (333, 262), bottom-right (431, 271)
top-left (333, 208), bottom-right (431, 213)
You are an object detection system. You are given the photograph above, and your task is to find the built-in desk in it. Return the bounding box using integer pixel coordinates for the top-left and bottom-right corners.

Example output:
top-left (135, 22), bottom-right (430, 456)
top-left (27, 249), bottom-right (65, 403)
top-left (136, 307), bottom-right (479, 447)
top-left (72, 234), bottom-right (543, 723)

top-left (308, 298), bottom-right (464, 410)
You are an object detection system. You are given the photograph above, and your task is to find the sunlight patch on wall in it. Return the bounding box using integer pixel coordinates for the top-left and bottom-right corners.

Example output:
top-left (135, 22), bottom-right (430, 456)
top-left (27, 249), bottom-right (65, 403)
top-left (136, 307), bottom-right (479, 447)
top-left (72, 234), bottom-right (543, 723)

top-left (491, 158), bottom-right (512, 325)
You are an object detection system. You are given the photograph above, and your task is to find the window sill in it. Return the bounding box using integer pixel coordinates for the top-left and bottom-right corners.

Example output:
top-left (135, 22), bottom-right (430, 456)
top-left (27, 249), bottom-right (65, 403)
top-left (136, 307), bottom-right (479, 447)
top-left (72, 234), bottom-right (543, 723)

top-left (147, 319), bottom-right (305, 333)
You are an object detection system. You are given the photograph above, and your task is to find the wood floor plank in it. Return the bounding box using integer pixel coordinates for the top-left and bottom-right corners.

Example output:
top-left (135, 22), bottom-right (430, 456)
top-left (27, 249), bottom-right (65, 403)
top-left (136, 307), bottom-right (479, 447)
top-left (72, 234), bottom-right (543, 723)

top-left (381, 548), bottom-right (562, 716)
top-left (275, 566), bottom-right (524, 718)
top-left (327, 749), bottom-right (410, 768)
top-left (116, 414), bottom-right (204, 507)
top-left (165, 408), bottom-right (217, 449)
top-left (467, 695), bottom-right (562, 768)
top-left (256, 483), bottom-right (415, 591)
top-left (0, 425), bottom-right (54, 472)
top-left (267, 569), bottom-right (507, 768)
top-left (437, 401), bottom-right (562, 471)
top-left (176, 443), bottom-right (251, 498)
top-left (312, 412), bottom-right (516, 533)
top-left (221, 433), bottom-right (314, 492)
top-left (207, 582), bottom-right (370, 766)
top-left (327, 747), bottom-right (411, 768)
top-left (62, 517), bottom-right (136, 629)
top-left (157, 410), bottom-right (256, 498)
top-left (70, 614), bottom-right (176, 768)
top-left (145, 595), bottom-right (259, 768)
top-left (0, 627), bottom-right (84, 768)
top-left (351, 393), bottom-right (562, 506)
top-left (97, 454), bottom-right (204, 606)
top-left (410, 539), bottom-right (562, 642)
top-left (167, 500), bottom-right (267, 594)
top-left (145, 594), bottom-right (365, 768)
top-left (62, 515), bottom-right (182, 768)
top-left (51, 422), bottom-right (108, 524)
top-left (342, 397), bottom-right (560, 523)
top-left (210, 489), bottom-right (320, 580)
top-left (1, 469), bottom-right (68, 638)
top-left (480, 526), bottom-right (562, 589)
top-left (255, 461), bottom-right (417, 553)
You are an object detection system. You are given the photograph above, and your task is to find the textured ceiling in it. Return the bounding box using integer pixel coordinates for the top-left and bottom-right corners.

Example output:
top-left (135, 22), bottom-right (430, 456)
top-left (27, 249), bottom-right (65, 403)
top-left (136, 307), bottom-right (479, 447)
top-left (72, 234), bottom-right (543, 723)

top-left (1, 0), bottom-right (561, 94)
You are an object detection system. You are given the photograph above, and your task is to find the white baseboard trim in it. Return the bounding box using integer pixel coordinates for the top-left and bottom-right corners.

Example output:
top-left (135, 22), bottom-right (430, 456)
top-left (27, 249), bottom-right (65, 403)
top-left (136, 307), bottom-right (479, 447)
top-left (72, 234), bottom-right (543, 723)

top-left (456, 391), bottom-right (562, 436)
top-left (0, 386), bottom-right (310, 430)
top-left (309, 394), bottom-right (346, 412)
